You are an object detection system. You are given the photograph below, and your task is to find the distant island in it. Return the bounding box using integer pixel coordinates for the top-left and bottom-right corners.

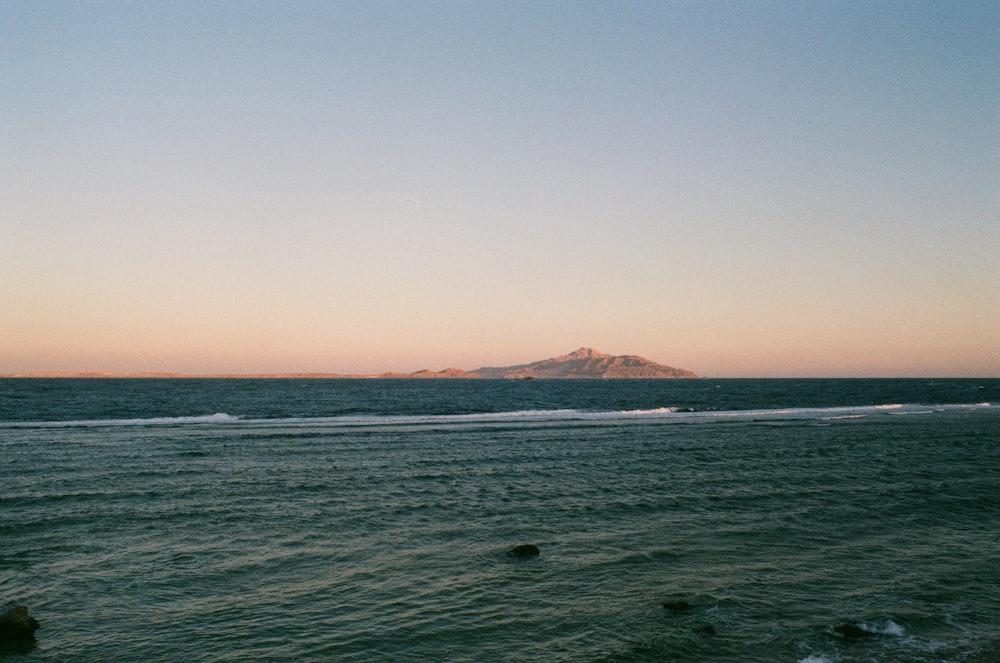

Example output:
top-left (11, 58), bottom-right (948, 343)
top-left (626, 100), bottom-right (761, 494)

top-left (2, 348), bottom-right (697, 379)
top-left (472, 347), bottom-right (697, 379)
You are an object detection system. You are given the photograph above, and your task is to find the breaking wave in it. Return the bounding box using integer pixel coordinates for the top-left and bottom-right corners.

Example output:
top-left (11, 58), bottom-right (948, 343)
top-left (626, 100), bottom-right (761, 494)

top-left (0, 412), bottom-right (241, 428)
top-left (2, 403), bottom-right (994, 429)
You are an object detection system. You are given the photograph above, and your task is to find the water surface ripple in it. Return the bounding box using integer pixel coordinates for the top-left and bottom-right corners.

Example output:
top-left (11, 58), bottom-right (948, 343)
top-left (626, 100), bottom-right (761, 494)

top-left (2, 379), bottom-right (998, 662)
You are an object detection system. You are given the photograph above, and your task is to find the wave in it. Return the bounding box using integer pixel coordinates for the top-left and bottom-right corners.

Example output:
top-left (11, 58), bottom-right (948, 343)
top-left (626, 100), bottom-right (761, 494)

top-left (1, 412), bottom-right (241, 429)
top-left (2, 403), bottom-right (994, 429)
top-left (859, 620), bottom-right (906, 637)
top-left (623, 407), bottom-right (681, 415)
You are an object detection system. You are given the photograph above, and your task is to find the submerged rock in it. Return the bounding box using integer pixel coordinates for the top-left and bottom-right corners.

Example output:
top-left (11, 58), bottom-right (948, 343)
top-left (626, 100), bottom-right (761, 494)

top-left (508, 544), bottom-right (540, 558)
top-left (695, 622), bottom-right (717, 636)
top-left (833, 623), bottom-right (875, 639)
top-left (662, 600), bottom-right (692, 612)
top-left (0, 606), bottom-right (39, 645)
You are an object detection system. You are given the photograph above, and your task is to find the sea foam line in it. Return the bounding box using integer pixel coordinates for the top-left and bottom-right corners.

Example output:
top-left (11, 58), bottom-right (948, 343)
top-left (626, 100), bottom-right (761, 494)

top-left (1, 403), bottom-right (994, 429)
top-left (0, 412), bottom-right (240, 428)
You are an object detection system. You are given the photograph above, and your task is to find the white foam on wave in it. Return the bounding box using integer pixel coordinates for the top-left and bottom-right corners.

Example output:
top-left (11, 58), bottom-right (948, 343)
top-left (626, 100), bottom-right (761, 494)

top-left (1, 413), bottom-right (240, 428)
top-left (861, 620), bottom-right (905, 636)
top-left (353, 408), bottom-right (577, 423)
top-left (4, 402), bottom-right (996, 429)
top-left (622, 407), bottom-right (681, 415)
top-left (798, 656), bottom-right (837, 663)
top-left (249, 403), bottom-right (989, 429)
top-left (150, 412), bottom-right (239, 425)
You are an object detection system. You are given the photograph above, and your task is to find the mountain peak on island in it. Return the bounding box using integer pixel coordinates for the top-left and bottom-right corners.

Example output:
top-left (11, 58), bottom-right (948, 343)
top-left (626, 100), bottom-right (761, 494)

top-left (559, 347), bottom-right (609, 361)
top-left (473, 348), bottom-right (696, 379)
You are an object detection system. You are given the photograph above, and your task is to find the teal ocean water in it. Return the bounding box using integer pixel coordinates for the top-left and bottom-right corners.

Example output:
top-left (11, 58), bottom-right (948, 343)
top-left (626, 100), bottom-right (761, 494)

top-left (2, 378), bottom-right (998, 662)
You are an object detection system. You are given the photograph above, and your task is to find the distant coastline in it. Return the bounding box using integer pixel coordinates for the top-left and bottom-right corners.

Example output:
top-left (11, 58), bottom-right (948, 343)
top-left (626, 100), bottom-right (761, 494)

top-left (0, 371), bottom-right (371, 379)
top-left (1, 348), bottom-right (698, 380)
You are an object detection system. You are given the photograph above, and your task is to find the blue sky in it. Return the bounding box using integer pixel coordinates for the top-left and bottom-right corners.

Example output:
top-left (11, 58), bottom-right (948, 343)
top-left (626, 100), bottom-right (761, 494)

top-left (2, 1), bottom-right (997, 376)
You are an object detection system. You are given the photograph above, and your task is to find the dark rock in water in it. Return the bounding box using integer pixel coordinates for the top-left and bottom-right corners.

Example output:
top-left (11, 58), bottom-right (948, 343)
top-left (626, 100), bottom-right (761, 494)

top-left (695, 622), bottom-right (717, 636)
top-left (662, 600), bottom-right (692, 612)
top-left (508, 544), bottom-right (540, 558)
top-left (0, 606), bottom-right (39, 645)
top-left (834, 623), bottom-right (874, 639)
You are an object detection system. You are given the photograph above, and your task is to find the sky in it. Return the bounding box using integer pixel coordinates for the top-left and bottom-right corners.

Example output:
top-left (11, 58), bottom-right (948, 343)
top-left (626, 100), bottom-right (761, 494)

top-left (2, 1), bottom-right (997, 377)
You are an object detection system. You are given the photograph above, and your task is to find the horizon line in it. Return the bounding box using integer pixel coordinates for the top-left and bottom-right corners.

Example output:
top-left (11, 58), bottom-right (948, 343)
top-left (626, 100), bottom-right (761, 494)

top-left (1, 372), bottom-right (996, 380)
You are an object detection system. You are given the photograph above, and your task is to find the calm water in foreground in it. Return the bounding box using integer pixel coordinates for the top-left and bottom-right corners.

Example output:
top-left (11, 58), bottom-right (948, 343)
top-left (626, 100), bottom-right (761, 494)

top-left (2, 378), bottom-right (998, 662)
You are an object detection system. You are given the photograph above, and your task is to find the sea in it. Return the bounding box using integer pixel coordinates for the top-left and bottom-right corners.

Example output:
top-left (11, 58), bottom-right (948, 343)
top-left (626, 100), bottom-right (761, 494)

top-left (1, 378), bottom-right (998, 663)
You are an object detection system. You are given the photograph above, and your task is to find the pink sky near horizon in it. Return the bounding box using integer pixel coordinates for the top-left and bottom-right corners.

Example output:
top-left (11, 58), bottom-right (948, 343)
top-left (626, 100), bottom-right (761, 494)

top-left (2, 2), bottom-right (998, 378)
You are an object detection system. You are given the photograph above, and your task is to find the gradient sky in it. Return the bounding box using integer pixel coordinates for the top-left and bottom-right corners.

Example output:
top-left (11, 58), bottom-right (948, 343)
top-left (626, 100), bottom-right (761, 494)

top-left (2, 1), bottom-right (998, 376)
